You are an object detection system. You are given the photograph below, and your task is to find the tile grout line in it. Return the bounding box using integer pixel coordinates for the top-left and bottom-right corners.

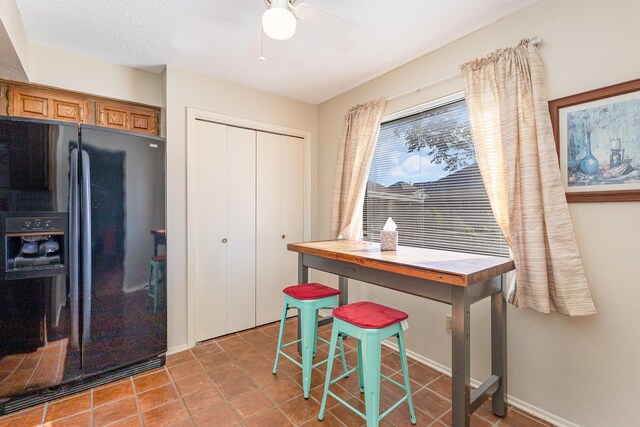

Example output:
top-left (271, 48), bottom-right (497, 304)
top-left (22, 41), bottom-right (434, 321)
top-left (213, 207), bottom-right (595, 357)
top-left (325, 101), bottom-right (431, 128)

top-left (90, 386), bottom-right (94, 426)
top-left (215, 331), bottom-right (311, 426)
top-left (166, 364), bottom-right (195, 426)
top-left (205, 344), bottom-right (262, 427)
top-left (208, 326), bottom-right (447, 426)
top-left (130, 373), bottom-right (145, 426)
top-left (40, 401), bottom-right (47, 425)
top-left (173, 348), bottom-right (226, 425)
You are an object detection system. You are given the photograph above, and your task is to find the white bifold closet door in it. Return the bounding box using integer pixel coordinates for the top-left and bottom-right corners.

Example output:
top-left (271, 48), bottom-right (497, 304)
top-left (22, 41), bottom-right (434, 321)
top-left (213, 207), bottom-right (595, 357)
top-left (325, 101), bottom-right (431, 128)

top-left (193, 120), bottom-right (256, 341)
top-left (256, 132), bottom-right (304, 325)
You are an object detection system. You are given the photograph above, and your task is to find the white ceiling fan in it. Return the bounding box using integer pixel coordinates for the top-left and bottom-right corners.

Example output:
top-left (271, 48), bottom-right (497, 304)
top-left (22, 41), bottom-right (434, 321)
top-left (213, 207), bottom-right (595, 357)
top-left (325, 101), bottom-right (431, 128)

top-left (261, 0), bottom-right (363, 41)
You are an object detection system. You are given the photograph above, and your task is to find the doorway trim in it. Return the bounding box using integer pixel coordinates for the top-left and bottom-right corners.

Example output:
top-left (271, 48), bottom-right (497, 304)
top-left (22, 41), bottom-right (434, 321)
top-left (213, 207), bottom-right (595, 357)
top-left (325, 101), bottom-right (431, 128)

top-left (186, 108), bottom-right (312, 348)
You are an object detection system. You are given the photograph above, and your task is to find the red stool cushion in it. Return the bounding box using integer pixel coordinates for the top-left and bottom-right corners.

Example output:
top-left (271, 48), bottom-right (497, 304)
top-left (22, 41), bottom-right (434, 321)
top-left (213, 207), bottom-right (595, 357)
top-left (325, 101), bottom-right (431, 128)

top-left (333, 301), bottom-right (408, 329)
top-left (152, 255), bottom-right (166, 262)
top-left (283, 283), bottom-right (341, 300)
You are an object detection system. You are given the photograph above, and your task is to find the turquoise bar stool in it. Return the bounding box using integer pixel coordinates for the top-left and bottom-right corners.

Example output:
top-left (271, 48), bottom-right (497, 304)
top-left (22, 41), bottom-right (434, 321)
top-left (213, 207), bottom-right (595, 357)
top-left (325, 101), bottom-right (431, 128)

top-left (147, 255), bottom-right (166, 313)
top-left (273, 283), bottom-right (348, 399)
top-left (318, 301), bottom-right (417, 427)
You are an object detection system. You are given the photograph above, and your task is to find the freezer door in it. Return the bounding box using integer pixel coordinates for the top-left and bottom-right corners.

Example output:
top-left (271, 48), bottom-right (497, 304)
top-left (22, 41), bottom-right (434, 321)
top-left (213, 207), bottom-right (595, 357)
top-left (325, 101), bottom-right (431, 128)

top-left (79, 126), bottom-right (166, 376)
top-left (0, 117), bottom-right (82, 400)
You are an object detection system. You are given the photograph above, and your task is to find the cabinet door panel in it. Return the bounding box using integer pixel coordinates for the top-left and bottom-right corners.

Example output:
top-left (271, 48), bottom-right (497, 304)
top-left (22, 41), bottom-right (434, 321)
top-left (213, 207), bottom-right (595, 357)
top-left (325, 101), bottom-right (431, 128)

top-left (96, 102), bottom-right (128, 130)
top-left (193, 120), bottom-right (229, 341)
top-left (52, 99), bottom-right (86, 122)
top-left (96, 101), bottom-right (159, 135)
top-left (13, 93), bottom-right (49, 118)
top-left (226, 127), bottom-right (256, 333)
top-left (9, 85), bottom-right (88, 123)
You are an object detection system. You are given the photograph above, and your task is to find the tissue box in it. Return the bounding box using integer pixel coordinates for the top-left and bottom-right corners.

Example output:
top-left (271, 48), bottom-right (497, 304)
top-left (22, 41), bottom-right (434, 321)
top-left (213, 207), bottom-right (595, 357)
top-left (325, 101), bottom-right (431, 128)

top-left (380, 231), bottom-right (398, 251)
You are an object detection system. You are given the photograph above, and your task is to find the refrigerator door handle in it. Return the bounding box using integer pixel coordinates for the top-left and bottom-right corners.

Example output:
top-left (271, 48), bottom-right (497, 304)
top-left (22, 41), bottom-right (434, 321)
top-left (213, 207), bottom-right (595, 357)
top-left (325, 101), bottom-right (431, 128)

top-left (81, 150), bottom-right (92, 345)
top-left (69, 148), bottom-right (80, 349)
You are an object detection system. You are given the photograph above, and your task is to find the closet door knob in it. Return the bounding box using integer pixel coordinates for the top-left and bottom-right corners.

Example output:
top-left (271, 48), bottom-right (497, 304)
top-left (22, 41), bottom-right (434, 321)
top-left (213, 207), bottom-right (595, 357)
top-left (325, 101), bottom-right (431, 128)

top-left (222, 238), bottom-right (228, 243)
top-left (281, 235), bottom-right (286, 239)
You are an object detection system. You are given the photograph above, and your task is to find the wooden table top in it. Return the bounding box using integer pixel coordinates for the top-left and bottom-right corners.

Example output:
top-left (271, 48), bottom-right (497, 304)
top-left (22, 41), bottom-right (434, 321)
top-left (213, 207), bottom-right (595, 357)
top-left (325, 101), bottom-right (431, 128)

top-left (288, 240), bottom-right (514, 287)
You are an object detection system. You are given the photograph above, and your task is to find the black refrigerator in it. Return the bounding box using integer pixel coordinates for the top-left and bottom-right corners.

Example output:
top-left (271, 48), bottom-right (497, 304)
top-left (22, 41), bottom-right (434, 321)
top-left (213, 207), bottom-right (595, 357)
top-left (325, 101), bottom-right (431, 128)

top-left (0, 116), bottom-right (166, 414)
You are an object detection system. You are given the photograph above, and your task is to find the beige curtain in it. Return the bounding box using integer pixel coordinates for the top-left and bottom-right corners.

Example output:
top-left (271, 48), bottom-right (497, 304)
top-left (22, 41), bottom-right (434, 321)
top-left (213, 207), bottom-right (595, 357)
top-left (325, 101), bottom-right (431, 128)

top-left (330, 98), bottom-right (387, 240)
top-left (461, 39), bottom-right (596, 316)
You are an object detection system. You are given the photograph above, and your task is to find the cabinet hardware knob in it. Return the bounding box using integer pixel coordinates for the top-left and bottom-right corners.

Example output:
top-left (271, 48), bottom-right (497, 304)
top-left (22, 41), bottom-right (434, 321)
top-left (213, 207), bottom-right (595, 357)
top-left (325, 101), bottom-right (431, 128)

top-left (222, 238), bottom-right (228, 243)
top-left (281, 235), bottom-right (286, 239)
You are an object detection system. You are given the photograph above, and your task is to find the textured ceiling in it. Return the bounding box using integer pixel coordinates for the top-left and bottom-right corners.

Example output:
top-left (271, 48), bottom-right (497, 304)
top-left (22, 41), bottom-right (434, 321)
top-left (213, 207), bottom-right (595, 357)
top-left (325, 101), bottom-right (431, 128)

top-left (15, 0), bottom-right (537, 104)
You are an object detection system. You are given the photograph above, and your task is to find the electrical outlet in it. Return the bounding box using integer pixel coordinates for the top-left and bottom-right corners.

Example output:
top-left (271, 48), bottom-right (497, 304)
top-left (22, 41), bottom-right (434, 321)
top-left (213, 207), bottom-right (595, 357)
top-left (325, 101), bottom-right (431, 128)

top-left (445, 314), bottom-right (452, 333)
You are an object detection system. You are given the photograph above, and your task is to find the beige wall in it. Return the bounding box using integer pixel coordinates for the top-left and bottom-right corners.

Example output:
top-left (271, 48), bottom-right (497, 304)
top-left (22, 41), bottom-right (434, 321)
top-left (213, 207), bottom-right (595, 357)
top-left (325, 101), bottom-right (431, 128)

top-left (164, 65), bottom-right (318, 351)
top-left (316, 0), bottom-right (640, 425)
top-left (27, 44), bottom-right (163, 107)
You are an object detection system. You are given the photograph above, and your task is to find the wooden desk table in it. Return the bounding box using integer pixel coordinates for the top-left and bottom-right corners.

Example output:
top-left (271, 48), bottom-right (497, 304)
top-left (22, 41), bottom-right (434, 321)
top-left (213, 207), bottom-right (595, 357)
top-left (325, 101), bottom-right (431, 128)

top-left (287, 240), bottom-right (515, 427)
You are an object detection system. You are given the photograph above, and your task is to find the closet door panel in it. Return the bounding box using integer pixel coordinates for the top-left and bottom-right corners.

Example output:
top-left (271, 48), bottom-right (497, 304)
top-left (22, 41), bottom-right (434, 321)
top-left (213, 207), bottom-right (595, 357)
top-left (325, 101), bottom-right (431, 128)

top-left (193, 121), bottom-right (229, 341)
top-left (281, 135), bottom-right (304, 288)
top-left (226, 127), bottom-right (257, 332)
top-left (256, 132), bottom-right (284, 325)
top-left (256, 133), bottom-right (304, 325)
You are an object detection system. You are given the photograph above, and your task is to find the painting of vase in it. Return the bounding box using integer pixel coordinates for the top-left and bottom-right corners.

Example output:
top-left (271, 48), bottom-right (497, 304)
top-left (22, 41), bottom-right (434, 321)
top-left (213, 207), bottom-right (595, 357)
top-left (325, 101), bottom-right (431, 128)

top-left (561, 92), bottom-right (640, 189)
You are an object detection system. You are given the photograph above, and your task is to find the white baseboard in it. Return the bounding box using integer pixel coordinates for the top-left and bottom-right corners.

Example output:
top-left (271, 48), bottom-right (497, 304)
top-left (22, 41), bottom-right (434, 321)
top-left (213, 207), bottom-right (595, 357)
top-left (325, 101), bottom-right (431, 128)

top-left (166, 343), bottom-right (190, 355)
top-left (381, 339), bottom-right (577, 427)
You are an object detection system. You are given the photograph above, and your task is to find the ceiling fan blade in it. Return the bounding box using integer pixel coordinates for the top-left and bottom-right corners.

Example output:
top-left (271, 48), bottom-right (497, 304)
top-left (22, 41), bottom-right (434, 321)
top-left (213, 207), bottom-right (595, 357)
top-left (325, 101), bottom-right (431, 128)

top-left (293, 2), bottom-right (364, 42)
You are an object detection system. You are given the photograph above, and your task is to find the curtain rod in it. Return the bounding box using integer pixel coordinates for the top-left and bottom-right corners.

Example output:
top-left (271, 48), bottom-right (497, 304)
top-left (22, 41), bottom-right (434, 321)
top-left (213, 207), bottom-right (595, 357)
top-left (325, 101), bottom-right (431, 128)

top-left (387, 36), bottom-right (543, 102)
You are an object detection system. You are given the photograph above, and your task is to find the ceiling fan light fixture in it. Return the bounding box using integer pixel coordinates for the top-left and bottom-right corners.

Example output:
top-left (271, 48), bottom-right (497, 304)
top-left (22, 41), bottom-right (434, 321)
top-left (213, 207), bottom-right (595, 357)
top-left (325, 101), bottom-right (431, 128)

top-left (262, 0), bottom-right (296, 40)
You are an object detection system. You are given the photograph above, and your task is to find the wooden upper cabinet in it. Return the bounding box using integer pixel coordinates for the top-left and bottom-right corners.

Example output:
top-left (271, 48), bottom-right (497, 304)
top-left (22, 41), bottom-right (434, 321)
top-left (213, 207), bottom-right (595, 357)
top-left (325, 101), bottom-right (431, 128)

top-left (9, 85), bottom-right (89, 124)
top-left (96, 101), bottom-right (159, 135)
top-left (2, 80), bottom-right (161, 136)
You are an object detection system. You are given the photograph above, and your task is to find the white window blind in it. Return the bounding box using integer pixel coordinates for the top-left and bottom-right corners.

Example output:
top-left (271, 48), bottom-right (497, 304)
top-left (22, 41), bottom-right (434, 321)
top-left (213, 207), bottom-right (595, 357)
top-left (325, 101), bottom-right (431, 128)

top-left (363, 98), bottom-right (509, 257)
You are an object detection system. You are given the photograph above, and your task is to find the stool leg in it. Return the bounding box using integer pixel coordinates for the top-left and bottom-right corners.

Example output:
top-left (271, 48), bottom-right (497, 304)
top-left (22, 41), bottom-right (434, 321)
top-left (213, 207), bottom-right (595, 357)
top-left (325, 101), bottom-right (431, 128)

top-left (357, 339), bottom-right (364, 393)
top-left (318, 325), bottom-right (340, 421)
top-left (300, 304), bottom-right (316, 399)
top-left (338, 334), bottom-right (349, 377)
top-left (398, 332), bottom-right (417, 425)
top-left (312, 308), bottom-right (319, 358)
top-left (362, 336), bottom-right (382, 427)
top-left (272, 303), bottom-right (289, 375)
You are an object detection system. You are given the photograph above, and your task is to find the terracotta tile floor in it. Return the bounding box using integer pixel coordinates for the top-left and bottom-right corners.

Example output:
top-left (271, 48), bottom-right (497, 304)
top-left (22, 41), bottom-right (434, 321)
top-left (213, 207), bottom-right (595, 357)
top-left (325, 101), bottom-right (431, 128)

top-left (0, 320), bottom-right (554, 426)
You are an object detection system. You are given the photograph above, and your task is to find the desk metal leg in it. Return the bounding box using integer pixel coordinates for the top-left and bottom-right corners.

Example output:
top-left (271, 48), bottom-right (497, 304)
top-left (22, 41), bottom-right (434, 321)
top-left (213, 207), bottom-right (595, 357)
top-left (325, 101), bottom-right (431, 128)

top-left (491, 274), bottom-right (508, 417)
top-left (451, 286), bottom-right (471, 427)
top-left (297, 254), bottom-right (309, 354)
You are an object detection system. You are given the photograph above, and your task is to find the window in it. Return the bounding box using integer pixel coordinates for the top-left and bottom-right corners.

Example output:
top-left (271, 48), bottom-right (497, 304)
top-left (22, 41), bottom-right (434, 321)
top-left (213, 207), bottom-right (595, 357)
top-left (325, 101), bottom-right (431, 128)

top-left (363, 96), bottom-right (509, 257)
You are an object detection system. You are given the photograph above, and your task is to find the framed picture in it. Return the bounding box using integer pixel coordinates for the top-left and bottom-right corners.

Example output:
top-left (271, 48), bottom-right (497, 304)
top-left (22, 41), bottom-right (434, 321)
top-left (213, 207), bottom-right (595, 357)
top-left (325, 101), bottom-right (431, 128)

top-left (549, 78), bottom-right (640, 202)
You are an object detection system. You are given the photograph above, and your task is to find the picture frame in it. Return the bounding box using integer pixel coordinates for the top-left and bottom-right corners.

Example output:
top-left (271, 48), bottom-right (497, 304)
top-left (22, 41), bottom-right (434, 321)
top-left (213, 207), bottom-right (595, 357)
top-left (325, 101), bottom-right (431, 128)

top-left (549, 78), bottom-right (640, 202)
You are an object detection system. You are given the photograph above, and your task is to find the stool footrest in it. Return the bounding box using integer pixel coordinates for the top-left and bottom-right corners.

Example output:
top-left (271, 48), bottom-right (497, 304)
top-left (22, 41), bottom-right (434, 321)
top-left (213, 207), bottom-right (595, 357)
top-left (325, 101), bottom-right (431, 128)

top-left (329, 367), bottom-right (358, 386)
top-left (325, 390), bottom-right (367, 422)
top-left (381, 374), bottom-right (407, 391)
top-left (324, 368), bottom-right (409, 423)
top-left (317, 336), bottom-right (332, 345)
top-left (379, 394), bottom-right (409, 420)
top-left (281, 339), bottom-right (302, 348)
top-left (277, 337), bottom-right (347, 370)
top-left (279, 351), bottom-right (304, 370)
